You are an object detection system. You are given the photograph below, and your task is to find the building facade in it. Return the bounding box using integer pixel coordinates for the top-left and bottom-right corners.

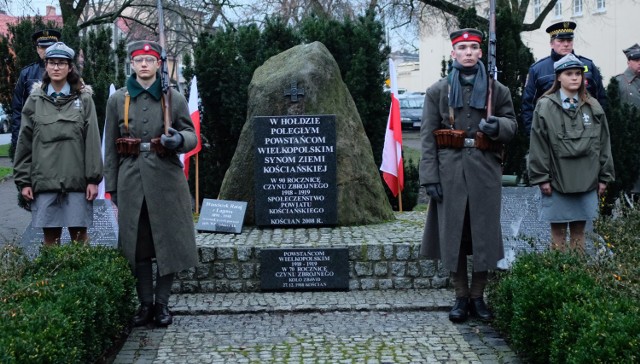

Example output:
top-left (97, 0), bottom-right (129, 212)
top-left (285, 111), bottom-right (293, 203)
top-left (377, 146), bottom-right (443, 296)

top-left (400, 0), bottom-right (639, 93)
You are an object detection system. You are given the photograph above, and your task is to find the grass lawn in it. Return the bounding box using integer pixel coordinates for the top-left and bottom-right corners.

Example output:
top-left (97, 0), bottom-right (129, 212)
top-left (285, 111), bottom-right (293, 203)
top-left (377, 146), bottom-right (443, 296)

top-left (0, 144), bottom-right (11, 180)
top-left (403, 145), bottom-right (420, 164)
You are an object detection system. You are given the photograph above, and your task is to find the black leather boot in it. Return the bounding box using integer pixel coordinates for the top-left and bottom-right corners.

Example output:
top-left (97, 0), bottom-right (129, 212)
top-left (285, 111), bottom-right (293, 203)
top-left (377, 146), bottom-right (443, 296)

top-left (470, 297), bottom-right (494, 321)
top-left (133, 303), bottom-right (154, 326)
top-left (154, 303), bottom-right (173, 327)
top-left (448, 297), bottom-right (469, 323)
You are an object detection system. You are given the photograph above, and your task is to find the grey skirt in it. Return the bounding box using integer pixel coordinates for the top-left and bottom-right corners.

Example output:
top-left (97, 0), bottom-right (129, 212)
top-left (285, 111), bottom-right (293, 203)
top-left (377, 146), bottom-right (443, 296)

top-left (539, 189), bottom-right (598, 223)
top-left (31, 192), bottom-right (93, 228)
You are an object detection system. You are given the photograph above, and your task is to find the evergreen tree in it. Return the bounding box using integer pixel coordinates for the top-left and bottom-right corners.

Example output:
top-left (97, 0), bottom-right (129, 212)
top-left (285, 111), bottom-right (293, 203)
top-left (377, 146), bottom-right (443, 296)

top-left (298, 10), bottom-right (390, 166)
top-left (457, 5), bottom-right (534, 182)
top-left (80, 26), bottom-right (119, 133)
top-left (192, 12), bottom-right (403, 208)
top-left (603, 78), bottom-right (640, 214)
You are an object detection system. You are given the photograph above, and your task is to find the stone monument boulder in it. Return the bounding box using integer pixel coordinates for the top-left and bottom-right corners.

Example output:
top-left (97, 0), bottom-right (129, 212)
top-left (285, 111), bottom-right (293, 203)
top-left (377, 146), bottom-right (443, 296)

top-left (219, 41), bottom-right (394, 225)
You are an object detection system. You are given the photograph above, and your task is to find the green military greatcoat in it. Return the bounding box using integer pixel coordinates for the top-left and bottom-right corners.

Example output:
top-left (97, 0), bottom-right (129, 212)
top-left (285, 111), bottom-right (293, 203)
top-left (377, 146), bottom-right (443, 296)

top-left (104, 75), bottom-right (198, 276)
top-left (419, 77), bottom-right (517, 272)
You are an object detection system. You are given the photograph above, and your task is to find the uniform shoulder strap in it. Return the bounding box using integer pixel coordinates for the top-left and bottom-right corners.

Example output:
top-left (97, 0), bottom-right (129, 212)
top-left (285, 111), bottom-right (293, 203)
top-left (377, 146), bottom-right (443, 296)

top-left (124, 91), bottom-right (130, 135)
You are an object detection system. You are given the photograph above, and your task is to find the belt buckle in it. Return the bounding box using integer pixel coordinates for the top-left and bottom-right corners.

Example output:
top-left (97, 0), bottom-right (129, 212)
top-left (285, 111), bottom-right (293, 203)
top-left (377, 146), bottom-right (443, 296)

top-left (140, 142), bottom-right (151, 152)
top-left (464, 138), bottom-right (475, 148)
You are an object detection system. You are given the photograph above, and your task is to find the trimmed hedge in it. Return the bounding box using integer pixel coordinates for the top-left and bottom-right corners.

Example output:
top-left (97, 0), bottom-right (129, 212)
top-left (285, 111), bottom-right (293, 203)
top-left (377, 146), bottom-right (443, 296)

top-left (489, 248), bottom-right (639, 363)
top-left (0, 244), bottom-right (136, 363)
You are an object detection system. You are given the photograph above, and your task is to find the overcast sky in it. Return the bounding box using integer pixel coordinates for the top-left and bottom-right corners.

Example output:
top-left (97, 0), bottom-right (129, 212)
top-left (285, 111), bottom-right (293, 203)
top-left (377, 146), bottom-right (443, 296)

top-left (7, 0), bottom-right (55, 16)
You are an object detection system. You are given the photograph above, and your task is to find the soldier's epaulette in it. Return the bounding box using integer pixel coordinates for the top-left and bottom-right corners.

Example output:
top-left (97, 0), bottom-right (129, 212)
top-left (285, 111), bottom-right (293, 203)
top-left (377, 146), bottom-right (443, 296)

top-left (19, 62), bottom-right (40, 71)
top-left (576, 54), bottom-right (594, 63)
top-left (530, 56), bottom-right (552, 67)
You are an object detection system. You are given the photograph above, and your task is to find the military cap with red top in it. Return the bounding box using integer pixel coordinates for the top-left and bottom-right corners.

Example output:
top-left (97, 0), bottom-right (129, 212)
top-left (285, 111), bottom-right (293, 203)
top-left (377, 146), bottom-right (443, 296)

top-left (546, 21), bottom-right (577, 40)
top-left (127, 40), bottom-right (162, 59)
top-left (31, 29), bottom-right (61, 47)
top-left (449, 28), bottom-right (483, 46)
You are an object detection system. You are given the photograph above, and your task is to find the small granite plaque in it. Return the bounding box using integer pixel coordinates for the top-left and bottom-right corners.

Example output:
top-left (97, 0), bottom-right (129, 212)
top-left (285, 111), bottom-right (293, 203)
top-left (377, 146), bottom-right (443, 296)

top-left (260, 248), bottom-right (349, 291)
top-left (19, 199), bottom-right (118, 257)
top-left (253, 115), bottom-right (337, 227)
top-left (196, 199), bottom-right (247, 234)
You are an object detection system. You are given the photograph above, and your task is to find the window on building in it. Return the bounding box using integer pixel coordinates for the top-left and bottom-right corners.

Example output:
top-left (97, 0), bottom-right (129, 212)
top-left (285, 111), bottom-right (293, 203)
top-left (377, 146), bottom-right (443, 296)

top-left (573, 0), bottom-right (583, 15)
top-left (596, 0), bottom-right (606, 11)
top-left (534, 0), bottom-right (541, 18)
top-left (554, 0), bottom-right (562, 17)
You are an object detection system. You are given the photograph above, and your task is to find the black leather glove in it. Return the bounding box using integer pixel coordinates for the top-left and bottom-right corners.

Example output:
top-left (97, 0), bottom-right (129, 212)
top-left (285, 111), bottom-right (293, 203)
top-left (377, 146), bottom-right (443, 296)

top-left (110, 191), bottom-right (117, 207)
top-left (425, 183), bottom-right (443, 203)
top-left (160, 127), bottom-right (184, 150)
top-left (479, 116), bottom-right (499, 137)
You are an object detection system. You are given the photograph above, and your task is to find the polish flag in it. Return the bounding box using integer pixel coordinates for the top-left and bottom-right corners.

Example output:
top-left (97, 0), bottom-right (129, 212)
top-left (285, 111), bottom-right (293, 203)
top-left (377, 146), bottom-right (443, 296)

top-left (180, 76), bottom-right (201, 179)
top-left (98, 84), bottom-right (117, 200)
top-left (380, 59), bottom-right (404, 197)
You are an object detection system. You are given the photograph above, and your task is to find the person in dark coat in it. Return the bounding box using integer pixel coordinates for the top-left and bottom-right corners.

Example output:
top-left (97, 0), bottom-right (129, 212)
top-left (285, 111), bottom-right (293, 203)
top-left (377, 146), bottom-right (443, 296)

top-left (420, 28), bottom-right (517, 323)
top-left (103, 41), bottom-right (198, 327)
top-left (522, 21), bottom-right (606, 135)
top-left (10, 29), bottom-right (61, 158)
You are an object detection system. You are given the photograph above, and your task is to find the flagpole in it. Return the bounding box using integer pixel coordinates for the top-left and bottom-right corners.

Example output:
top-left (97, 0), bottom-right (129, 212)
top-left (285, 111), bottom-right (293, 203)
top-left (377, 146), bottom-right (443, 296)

top-left (195, 153), bottom-right (200, 214)
top-left (398, 185), bottom-right (403, 212)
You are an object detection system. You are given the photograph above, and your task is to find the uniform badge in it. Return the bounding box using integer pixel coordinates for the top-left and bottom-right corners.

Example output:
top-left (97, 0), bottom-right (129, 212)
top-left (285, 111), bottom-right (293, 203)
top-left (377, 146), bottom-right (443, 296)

top-left (582, 113), bottom-right (591, 126)
top-left (74, 99), bottom-right (82, 109)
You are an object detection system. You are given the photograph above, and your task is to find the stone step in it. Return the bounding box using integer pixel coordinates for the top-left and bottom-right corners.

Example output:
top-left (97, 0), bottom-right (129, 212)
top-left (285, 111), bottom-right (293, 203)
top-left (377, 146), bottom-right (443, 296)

top-left (169, 289), bottom-right (454, 316)
top-left (174, 211), bottom-right (451, 293)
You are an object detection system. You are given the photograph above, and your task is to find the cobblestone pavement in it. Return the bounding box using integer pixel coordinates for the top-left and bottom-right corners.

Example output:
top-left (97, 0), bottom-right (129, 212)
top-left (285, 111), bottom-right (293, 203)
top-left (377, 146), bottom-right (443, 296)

top-left (114, 289), bottom-right (521, 364)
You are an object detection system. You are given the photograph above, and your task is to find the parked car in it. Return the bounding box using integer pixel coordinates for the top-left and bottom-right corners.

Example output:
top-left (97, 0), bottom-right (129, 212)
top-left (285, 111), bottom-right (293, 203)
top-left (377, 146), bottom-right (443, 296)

top-left (0, 104), bottom-right (9, 134)
top-left (398, 94), bottom-right (424, 130)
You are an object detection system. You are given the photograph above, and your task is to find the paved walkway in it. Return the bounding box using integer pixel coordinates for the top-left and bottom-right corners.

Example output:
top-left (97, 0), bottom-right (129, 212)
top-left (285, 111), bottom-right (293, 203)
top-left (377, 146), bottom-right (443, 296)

top-left (1, 155), bottom-right (520, 363)
top-left (114, 290), bottom-right (520, 364)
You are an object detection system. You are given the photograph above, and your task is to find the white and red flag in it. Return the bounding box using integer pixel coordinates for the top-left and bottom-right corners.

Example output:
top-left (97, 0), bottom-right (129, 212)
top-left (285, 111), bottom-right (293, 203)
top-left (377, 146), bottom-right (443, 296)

top-left (180, 76), bottom-right (202, 179)
top-left (98, 84), bottom-right (117, 200)
top-left (380, 58), bottom-right (404, 197)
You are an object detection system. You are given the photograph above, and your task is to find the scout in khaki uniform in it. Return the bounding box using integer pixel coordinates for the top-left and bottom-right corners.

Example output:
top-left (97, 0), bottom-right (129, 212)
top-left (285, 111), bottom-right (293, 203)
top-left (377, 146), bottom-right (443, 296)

top-left (529, 54), bottom-right (614, 252)
top-left (420, 28), bottom-right (518, 323)
top-left (14, 42), bottom-right (102, 245)
top-left (104, 41), bottom-right (198, 327)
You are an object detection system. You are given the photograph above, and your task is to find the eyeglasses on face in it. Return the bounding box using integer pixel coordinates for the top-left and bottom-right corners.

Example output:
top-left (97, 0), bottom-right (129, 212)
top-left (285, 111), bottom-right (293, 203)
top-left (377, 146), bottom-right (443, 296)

top-left (132, 56), bottom-right (158, 65)
top-left (46, 60), bottom-right (69, 68)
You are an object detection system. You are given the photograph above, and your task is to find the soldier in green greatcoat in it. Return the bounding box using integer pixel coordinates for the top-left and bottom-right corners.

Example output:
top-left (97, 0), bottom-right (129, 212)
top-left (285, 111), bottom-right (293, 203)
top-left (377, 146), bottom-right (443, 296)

top-left (104, 41), bottom-right (198, 327)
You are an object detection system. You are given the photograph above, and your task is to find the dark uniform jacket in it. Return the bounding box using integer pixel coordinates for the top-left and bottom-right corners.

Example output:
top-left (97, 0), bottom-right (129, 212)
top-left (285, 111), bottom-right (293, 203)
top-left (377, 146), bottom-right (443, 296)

top-left (419, 76), bottom-right (517, 272)
top-left (615, 68), bottom-right (640, 109)
top-left (11, 61), bottom-right (45, 148)
top-left (522, 50), bottom-right (606, 134)
top-left (104, 75), bottom-right (198, 276)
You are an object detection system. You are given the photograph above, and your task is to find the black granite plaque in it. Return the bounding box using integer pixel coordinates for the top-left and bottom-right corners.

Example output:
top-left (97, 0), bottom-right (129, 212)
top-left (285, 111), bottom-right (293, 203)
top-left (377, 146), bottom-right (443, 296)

top-left (260, 248), bottom-right (349, 291)
top-left (19, 199), bottom-right (118, 257)
top-left (196, 199), bottom-right (247, 234)
top-left (253, 115), bottom-right (337, 227)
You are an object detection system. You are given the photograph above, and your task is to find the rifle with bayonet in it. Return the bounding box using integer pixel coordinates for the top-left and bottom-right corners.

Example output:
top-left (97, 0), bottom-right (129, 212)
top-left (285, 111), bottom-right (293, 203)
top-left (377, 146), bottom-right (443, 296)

top-left (486, 0), bottom-right (497, 117)
top-left (156, 0), bottom-right (171, 135)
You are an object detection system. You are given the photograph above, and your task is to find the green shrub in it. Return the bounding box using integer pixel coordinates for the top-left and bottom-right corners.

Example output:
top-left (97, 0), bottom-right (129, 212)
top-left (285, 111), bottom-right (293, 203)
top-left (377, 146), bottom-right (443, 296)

top-left (489, 234), bottom-right (640, 364)
top-left (0, 244), bottom-right (136, 363)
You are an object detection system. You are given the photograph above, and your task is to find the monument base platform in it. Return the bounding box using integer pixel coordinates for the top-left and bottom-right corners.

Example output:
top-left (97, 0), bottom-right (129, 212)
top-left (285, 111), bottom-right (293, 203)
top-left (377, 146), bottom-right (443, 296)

top-left (174, 211), bottom-right (451, 293)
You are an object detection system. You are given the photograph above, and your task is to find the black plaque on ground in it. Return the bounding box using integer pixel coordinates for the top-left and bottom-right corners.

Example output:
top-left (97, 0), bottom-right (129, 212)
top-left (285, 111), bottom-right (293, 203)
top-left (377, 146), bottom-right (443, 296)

top-left (253, 115), bottom-right (337, 227)
top-left (260, 248), bottom-right (349, 291)
top-left (196, 199), bottom-right (247, 234)
top-left (19, 199), bottom-right (118, 257)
